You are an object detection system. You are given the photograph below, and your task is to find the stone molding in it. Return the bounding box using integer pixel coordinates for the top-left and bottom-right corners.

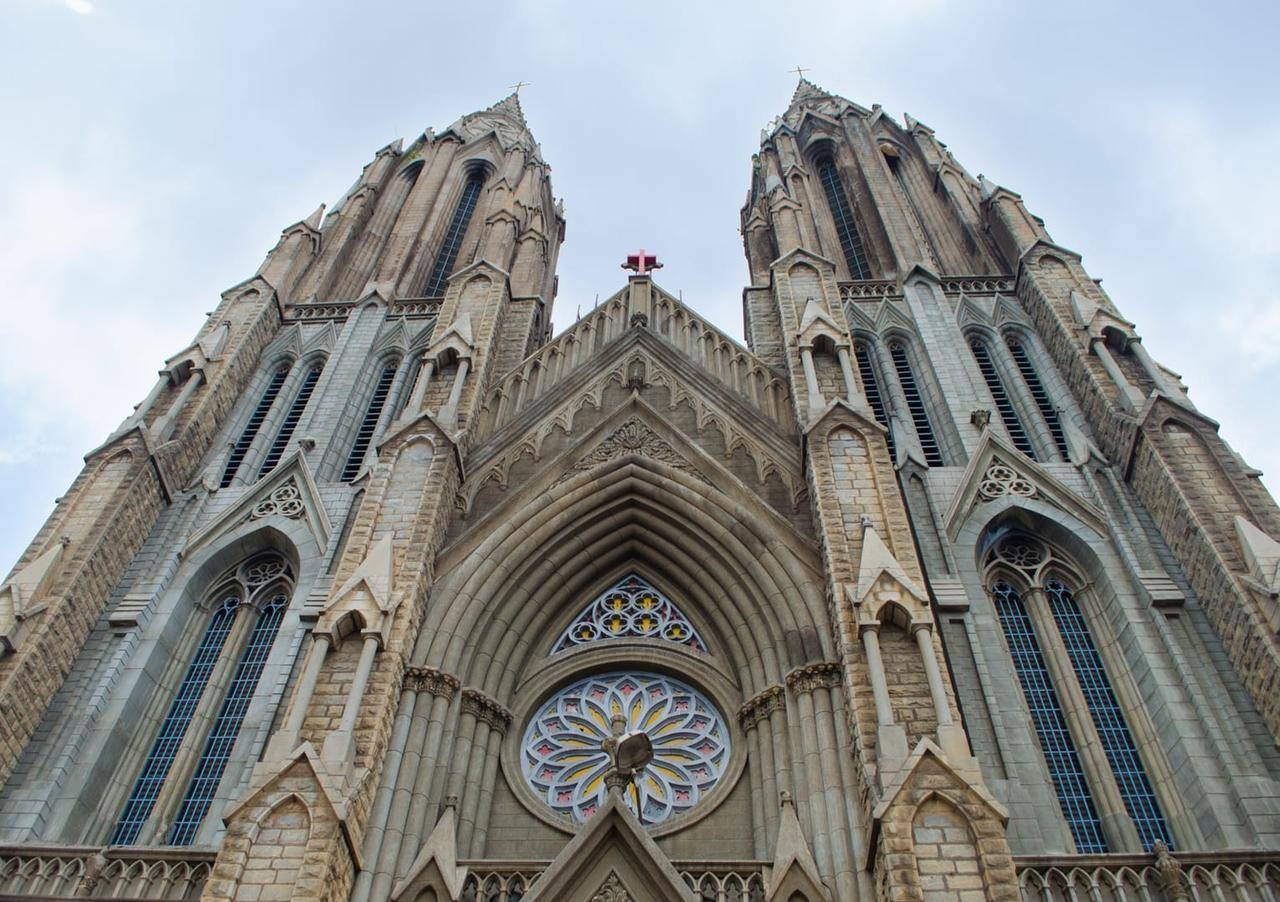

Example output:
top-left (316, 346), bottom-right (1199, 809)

top-left (460, 687), bottom-right (513, 733)
top-left (404, 665), bottom-right (460, 699)
top-left (784, 661), bottom-right (842, 694)
top-left (737, 685), bottom-right (785, 730)
top-left (555, 417), bottom-right (710, 488)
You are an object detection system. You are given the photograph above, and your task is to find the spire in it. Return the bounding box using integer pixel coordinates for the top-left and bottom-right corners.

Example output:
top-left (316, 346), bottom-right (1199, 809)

top-left (488, 91), bottom-right (527, 125)
top-left (790, 76), bottom-right (834, 107)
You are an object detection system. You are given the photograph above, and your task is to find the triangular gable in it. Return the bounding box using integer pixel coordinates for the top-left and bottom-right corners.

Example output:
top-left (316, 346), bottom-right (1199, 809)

top-left (524, 791), bottom-right (694, 901)
top-left (953, 292), bottom-right (995, 329)
top-left (796, 297), bottom-right (844, 347)
top-left (871, 738), bottom-right (1008, 836)
top-left (993, 293), bottom-right (1029, 327)
top-left (0, 538), bottom-right (69, 653)
top-left (874, 298), bottom-right (916, 335)
top-left (391, 801), bottom-right (468, 901)
top-left (184, 451), bottom-right (332, 559)
top-left (1236, 516), bottom-right (1280, 596)
top-left (317, 536), bottom-right (397, 643)
top-left (766, 794), bottom-right (829, 901)
top-left (851, 520), bottom-right (926, 607)
top-left (943, 428), bottom-right (1107, 542)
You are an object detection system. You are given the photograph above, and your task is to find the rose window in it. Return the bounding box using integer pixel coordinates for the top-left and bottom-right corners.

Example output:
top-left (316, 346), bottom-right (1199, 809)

top-left (521, 672), bottom-right (730, 825)
top-left (553, 575), bottom-right (706, 653)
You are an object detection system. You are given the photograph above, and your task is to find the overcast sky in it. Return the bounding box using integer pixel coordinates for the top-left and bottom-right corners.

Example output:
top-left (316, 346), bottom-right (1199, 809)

top-left (1, 0), bottom-right (1277, 570)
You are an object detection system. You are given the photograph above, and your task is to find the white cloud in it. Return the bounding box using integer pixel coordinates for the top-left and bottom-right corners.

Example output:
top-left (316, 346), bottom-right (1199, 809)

top-left (64, 0), bottom-right (93, 14)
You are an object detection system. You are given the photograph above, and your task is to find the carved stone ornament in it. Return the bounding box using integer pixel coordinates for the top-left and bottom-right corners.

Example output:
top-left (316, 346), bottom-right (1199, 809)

top-left (461, 687), bottom-right (513, 733)
top-left (404, 665), bottom-right (461, 700)
top-left (590, 872), bottom-right (635, 902)
top-left (977, 460), bottom-right (1037, 503)
top-left (1152, 842), bottom-right (1189, 901)
top-left (738, 685), bottom-right (785, 730)
top-left (557, 417), bottom-right (710, 487)
top-left (249, 478), bottom-right (306, 520)
top-left (784, 661), bottom-right (842, 694)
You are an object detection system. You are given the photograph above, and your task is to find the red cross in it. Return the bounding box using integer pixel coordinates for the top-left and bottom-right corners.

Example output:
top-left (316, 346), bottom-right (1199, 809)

top-left (622, 249), bottom-right (662, 276)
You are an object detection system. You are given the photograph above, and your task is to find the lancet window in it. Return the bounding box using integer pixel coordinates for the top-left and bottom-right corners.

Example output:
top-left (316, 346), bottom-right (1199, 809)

top-left (969, 338), bottom-right (1036, 459)
top-left (854, 341), bottom-right (895, 458)
top-left (816, 155), bottom-right (872, 280)
top-left (1006, 337), bottom-right (1070, 460)
top-left (220, 367), bottom-right (288, 488)
top-left (423, 171), bottom-right (485, 297)
top-left (888, 340), bottom-right (943, 466)
top-left (553, 574), bottom-right (706, 653)
top-left (111, 553), bottom-right (294, 846)
top-left (341, 361), bottom-right (398, 482)
top-left (985, 531), bottom-right (1173, 852)
top-left (258, 363), bottom-right (322, 478)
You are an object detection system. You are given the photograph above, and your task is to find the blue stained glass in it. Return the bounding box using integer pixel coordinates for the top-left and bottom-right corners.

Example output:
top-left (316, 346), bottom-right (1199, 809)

top-left (166, 593), bottom-right (288, 846)
top-left (1045, 579), bottom-right (1173, 851)
top-left (424, 173), bottom-right (484, 297)
top-left (816, 157), bottom-right (871, 279)
top-left (111, 595), bottom-right (241, 846)
top-left (991, 581), bottom-right (1108, 853)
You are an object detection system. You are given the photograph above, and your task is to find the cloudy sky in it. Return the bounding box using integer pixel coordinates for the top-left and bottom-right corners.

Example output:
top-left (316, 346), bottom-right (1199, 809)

top-left (1, 0), bottom-right (1277, 568)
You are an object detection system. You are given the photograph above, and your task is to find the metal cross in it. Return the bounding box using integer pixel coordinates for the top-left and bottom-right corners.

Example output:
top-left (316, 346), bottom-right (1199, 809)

top-left (508, 81), bottom-right (531, 94)
top-left (790, 65), bottom-right (810, 79)
top-left (622, 249), bottom-right (662, 276)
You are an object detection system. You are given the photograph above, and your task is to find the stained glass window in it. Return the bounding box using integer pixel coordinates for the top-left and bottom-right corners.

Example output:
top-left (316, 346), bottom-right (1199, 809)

top-left (521, 672), bottom-right (730, 825)
top-left (816, 156), bottom-right (871, 279)
top-left (424, 172), bottom-right (484, 297)
top-left (553, 575), bottom-right (706, 653)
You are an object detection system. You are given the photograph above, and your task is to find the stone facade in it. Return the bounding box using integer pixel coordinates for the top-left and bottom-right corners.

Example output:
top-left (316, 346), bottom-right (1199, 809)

top-left (0, 81), bottom-right (1277, 902)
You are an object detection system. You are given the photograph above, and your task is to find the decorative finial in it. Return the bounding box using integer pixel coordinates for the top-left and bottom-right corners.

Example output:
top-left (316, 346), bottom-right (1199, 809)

top-left (622, 249), bottom-right (662, 276)
top-left (789, 65), bottom-right (810, 79)
top-left (507, 81), bottom-right (531, 95)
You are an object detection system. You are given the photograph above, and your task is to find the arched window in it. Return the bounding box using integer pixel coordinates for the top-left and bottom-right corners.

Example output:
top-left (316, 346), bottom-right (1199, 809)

top-left (220, 367), bottom-right (288, 488)
top-left (111, 553), bottom-right (294, 846)
top-left (969, 338), bottom-right (1036, 459)
top-left (423, 171), bottom-right (485, 297)
top-left (985, 532), bottom-right (1173, 852)
top-left (552, 574), bottom-right (707, 653)
top-left (854, 341), bottom-right (895, 458)
top-left (341, 361), bottom-right (398, 482)
top-left (1006, 337), bottom-right (1070, 460)
top-left (888, 340), bottom-right (943, 467)
top-left (258, 363), bottom-right (323, 478)
top-left (815, 155), bottom-right (871, 280)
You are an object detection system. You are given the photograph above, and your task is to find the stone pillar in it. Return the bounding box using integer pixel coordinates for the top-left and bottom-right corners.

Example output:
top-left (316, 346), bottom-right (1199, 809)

top-left (1090, 337), bottom-right (1143, 411)
top-left (861, 624), bottom-right (908, 769)
top-left (322, 635), bottom-right (381, 767)
top-left (800, 346), bottom-right (823, 412)
top-left (835, 345), bottom-right (864, 405)
top-left (265, 634), bottom-right (331, 760)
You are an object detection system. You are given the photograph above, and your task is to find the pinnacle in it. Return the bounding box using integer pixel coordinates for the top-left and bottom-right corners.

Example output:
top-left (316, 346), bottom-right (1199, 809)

top-left (486, 91), bottom-right (527, 125)
top-left (790, 76), bottom-right (834, 107)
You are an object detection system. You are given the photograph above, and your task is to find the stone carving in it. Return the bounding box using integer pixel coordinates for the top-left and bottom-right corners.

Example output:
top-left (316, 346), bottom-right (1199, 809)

top-left (249, 479), bottom-right (305, 520)
top-left (404, 665), bottom-right (460, 700)
top-left (784, 661), bottom-right (842, 694)
top-left (556, 418), bottom-right (711, 487)
top-left (977, 460), bottom-right (1037, 502)
top-left (737, 685), bottom-right (785, 730)
top-left (461, 687), bottom-right (513, 733)
top-left (1153, 842), bottom-right (1189, 901)
top-left (590, 872), bottom-right (634, 902)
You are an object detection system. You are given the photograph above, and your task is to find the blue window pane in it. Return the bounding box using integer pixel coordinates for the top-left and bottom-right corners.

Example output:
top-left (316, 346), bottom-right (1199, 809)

top-left (111, 595), bottom-right (241, 845)
top-left (816, 157), bottom-right (871, 279)
top-left (1045, 580), bottom-right (1173, 851)
top-left (991, 581), bottom-right (1108, 853)
top-left (341, 363), bottom-right (398, 482)
top-left (166, 593), bottom-right (288, 846)
top-left (424, 173), bottom-right (484, 297)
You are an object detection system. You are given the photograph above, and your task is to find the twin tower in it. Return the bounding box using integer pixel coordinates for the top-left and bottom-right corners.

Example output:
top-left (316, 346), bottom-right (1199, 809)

top-left (1, 81), bottom-right (1278, 902)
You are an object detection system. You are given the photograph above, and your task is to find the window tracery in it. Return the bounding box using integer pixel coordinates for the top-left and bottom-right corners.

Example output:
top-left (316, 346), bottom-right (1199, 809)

top-left (552, 575), bottom-right (706, 653)
top-left (520, 672), bottom-right (730, 826)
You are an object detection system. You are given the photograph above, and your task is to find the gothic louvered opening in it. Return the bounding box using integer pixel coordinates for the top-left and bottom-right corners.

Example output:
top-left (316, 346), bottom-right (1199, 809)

top-left (423, 172), bottom-right (484, 297)
top-left (969, 338), bottom-right (1036, 459)
top-left (220, 368), bottom-right (287, 488)
top-left (1007, 338), bottom-right (1070, 460)
top-left (1045, 579), bottom-right (1173, 851)
top-left (816, 156), bottom-right (871, 280)
top-left (110, 594), bottom-right (241, 846)
top-left (167, 591), bottom-right (288, 845)
top-left (991, 580), bottom-right (1108, 853)
top-left (855, 342), bottom-right (895, 458)
top-left (888, 341), bottom-right (943, 467)
top-left (258, 364), bottom-right (322, 478)
top-left (341, 363), bottom-right (398, 482)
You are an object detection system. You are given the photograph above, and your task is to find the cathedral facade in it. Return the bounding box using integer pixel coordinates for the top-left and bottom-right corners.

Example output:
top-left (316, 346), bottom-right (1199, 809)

top-left (1, 80), bottom-right (1278, 901)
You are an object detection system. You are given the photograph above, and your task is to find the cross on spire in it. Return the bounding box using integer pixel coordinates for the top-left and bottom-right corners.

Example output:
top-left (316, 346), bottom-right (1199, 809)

top-left (507, 81), bottom-right (531, 94)
top-left (622, 249), bottom-right (662, 277)
top-left (790, 65), bottom-right (810, 79)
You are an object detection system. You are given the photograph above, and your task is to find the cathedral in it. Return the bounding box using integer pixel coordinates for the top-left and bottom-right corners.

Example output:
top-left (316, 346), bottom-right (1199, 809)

top-left (2, 79), bottom-right (1280, 902)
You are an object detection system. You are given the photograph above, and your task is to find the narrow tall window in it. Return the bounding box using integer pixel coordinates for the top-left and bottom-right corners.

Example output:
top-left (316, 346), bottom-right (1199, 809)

top-left (855, 342), bottom-right (895, 458)
top-left (220, 368), bottom-right (288, 488)
top-left (888, 341), bottom-right (943, 466)
top-left (258, 364), bottom-right (322, 478)
top-left (1045, 579), bottom-right (1173, 851)
top-left (816, 156), bottom-right (871, 280)
top-left (991, 580), bottom-right (1108, 853)
top-left (969, 339), bottom-right (1036, 459)
top-left (341, 363), bottom-right (398, 482)
top-left (110, 594), bottom-right (241, 845)
top-left (423, 172), bottom-right (484, 297)
top-left (167, 591), bottom-right (288, 845)
top-left (1007, 338), bottom-right (1070, 460)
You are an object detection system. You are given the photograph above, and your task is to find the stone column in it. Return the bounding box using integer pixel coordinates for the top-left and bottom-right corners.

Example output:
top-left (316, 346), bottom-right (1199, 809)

top-left (265, 634), bottom-right (331, 760)
top-left (861, 624), bottom-right (908, 769)
top-left (800, 346), bottom-right (823, 412)
top-left (322, 634), bottom-right (381, 767)
top-left (1090, 337), bottom-right (1143, 411)
top-left (835, 345), bottom-right (864, 406)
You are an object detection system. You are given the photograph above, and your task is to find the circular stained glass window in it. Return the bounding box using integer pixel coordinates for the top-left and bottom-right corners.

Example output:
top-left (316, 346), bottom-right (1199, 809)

top-left (521, 672), bottom-right (731, 826)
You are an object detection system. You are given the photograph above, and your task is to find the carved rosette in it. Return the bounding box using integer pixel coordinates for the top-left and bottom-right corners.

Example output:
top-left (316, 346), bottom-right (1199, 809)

top-left (556, 417), bottom-right (710, 487)
top-left (404, 665), bottom-right (460, 700)
top-left (977, 460), bottom-right (1036, 503)
top-left (590, 872), bottom-right (634, 902)
top-left (248, 479), bottom-right (305, 520)
top-left (737, 685), bottom-right (785, 730)
top-left (461, 687), bottom-right (513, 733)
top-left (784, 661), bottom-right (843, 695)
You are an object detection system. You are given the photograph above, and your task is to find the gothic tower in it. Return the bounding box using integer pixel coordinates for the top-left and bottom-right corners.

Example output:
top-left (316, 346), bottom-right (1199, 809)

top-left (0, 80), bottom-right (1277, 902)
